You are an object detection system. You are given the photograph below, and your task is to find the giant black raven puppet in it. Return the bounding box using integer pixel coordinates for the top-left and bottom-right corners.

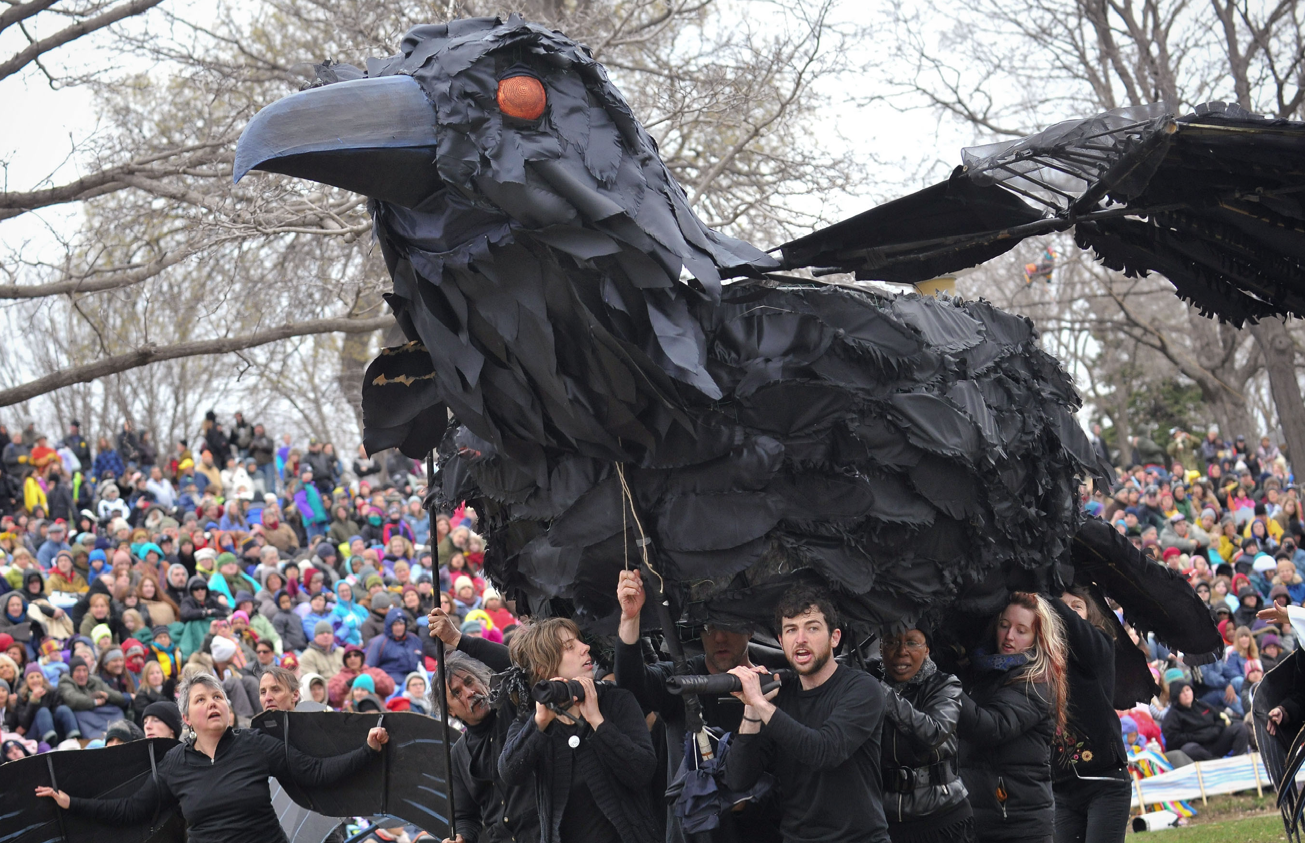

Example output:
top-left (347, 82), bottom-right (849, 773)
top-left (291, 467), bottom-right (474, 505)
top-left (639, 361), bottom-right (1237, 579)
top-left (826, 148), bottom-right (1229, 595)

top-left (234, 16), bottom-right (1218, 657)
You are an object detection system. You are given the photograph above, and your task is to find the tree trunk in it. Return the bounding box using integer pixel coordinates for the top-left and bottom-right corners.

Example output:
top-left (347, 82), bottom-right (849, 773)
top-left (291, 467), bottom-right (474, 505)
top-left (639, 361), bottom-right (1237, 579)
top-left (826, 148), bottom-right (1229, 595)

top-left (338, 329), bottom-right (374, 439)
top-left (1250, 318), bottom-right (1305, 469)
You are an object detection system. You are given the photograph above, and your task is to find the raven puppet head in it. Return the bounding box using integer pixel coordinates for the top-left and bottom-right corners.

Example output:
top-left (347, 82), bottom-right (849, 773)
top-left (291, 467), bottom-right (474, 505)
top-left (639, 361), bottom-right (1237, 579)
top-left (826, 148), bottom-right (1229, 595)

top-left (237, 16), bottom-right (778, 459)
top-left (235, 17), bottom-right (1124, 638)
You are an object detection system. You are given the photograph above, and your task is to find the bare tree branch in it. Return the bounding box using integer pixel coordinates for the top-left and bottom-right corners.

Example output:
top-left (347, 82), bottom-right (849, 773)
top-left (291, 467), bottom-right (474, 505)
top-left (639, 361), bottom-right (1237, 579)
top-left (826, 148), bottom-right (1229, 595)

top-left (0, 0), bottom-right (165, 80)
top-left (0, 314), bottom-right (392, 407)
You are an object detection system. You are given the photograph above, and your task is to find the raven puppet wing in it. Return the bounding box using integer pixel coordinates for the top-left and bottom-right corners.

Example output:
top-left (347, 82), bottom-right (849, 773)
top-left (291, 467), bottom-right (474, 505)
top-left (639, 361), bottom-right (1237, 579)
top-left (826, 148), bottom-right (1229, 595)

top-left (779, 101), bottom-right (1305, 326)
top-left (233, 16), bottom-right (1217, 651)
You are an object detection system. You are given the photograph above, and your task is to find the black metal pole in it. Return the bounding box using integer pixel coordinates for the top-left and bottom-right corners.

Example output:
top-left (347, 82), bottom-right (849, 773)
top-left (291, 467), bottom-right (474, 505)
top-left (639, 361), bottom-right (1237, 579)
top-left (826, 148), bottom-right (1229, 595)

top-left (426, 452), bottom-right (456, 839)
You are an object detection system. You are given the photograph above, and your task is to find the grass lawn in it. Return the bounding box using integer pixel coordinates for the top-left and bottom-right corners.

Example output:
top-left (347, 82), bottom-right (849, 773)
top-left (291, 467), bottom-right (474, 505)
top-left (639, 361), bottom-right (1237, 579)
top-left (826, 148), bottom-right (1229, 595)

top-left (1131, 792), bottom-right (1288, 842)
top-left (1143, 815), bottom-right (1286, 842)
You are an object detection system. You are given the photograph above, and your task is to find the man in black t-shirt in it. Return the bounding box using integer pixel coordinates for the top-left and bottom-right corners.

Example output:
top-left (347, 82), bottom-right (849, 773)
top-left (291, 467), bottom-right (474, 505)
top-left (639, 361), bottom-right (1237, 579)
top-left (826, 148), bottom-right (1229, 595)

top-left (723, 587), bottom-right (889, 843)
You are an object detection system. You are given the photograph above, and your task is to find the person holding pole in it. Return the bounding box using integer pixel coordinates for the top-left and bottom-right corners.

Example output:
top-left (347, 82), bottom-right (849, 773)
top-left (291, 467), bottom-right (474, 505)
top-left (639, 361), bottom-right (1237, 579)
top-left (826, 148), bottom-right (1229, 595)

top-left (428, 607), bottom-right (540, 843)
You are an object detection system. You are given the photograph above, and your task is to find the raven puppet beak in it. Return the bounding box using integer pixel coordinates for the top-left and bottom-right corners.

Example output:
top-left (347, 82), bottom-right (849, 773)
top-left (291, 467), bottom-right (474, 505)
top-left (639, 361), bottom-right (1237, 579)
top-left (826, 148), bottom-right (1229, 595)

top-left (234, 75), bottom-right (442, 208)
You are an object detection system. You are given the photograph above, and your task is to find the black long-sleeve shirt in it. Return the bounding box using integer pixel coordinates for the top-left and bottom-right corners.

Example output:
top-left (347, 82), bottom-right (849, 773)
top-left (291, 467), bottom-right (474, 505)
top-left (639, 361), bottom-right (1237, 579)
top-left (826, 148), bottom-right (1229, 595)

top-left (723, 664), bottom-right (890, 843)
top-left (66, 728), bottom-right (377, 843)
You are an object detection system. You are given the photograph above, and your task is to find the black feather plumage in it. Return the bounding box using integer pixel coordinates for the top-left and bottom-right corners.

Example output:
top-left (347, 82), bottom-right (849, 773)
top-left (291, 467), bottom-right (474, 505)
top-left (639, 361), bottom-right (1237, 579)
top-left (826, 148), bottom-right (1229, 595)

top-left (234, 16), bottom-right (1217, 650)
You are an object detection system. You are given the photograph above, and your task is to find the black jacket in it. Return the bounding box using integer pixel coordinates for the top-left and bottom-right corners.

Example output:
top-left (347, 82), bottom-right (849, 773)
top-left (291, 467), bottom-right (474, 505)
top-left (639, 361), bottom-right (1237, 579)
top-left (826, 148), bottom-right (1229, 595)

top-left (958, 659), bottom-right (1055, 841)
top-left (14, 685), bottom-right (63, 733)
top-left (47, 480), bottom-right (74, 523)
top-left (451, 636), bottom-right (540, 843)
top-left (873, 658), bottom-right (969, 826)
top-left (66, 727), bottom-right (377, 843)
top-left (499, 683), bottom-right (658, 843)
top-left (249, 435), bottom-right (275, 467)
top-left (1050, 600), bottom-right (1128, 783)
top-left (179, 593), bottom-right (229, 622)
top-left (1161, 696), bottom-right (1232, 749)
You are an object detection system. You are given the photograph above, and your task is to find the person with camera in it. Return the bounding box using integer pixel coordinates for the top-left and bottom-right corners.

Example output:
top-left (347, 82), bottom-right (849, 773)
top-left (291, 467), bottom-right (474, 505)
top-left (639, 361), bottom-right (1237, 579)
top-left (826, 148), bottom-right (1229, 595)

top-left (874, 625), bottom-right (972, 843)
top-left (614, 568), bottom-right (783, 842)
top-left (722, 586), bottom-right (890, 843)
top-left (498, 618), bottom-right (658, 843)
top-left (427, 607), bottom-right (540, 843)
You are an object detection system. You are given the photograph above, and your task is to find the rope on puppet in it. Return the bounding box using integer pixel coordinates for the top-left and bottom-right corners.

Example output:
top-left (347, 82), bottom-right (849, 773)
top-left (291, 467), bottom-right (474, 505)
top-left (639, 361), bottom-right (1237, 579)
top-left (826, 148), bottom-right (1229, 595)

top-left (615, 462), bottom-right (662, 591)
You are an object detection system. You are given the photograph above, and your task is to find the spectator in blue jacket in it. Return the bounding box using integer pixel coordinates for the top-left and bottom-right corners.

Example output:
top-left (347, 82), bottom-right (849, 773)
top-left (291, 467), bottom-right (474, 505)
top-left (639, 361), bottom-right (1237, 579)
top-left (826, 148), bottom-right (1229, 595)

top-left (1198, 654), bottom-right (1245, 716)
top-left (364, 608), bottom-right (423, 686)
top-left (300, 592), bottom-right (334, 644)
top-left (329, 582), bottom-right (366, 647)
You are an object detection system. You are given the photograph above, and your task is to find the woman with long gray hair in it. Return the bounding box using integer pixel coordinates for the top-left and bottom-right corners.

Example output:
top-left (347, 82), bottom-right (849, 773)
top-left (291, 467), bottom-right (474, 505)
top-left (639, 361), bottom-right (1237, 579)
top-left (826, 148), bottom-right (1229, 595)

top-left (35, 672), bottom-right (388, 842)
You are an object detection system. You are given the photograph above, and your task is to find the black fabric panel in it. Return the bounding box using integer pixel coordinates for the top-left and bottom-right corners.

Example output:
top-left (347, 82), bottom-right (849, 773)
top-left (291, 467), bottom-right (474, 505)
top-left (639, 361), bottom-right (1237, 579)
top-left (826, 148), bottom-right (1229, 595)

top-left (1070, 518), bottom-right (1222, 659)
top-left (253, 711), bottom-right (452, 839)
top-left (0, 738), bottom-right (185, 843)
top-left (777, 173), bottom-right (1043, 280)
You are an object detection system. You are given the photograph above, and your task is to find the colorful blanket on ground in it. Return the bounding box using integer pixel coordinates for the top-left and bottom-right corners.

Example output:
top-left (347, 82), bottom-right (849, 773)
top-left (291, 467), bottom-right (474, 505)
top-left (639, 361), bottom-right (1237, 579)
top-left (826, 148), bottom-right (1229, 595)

top-left (1129, 747), bottom-right (1198, 817)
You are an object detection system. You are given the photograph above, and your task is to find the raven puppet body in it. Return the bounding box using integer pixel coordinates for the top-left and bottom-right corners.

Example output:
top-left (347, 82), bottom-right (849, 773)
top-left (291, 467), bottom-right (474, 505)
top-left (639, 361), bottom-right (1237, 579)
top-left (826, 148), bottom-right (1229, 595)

top-left (235, 16), bottom-right (1216, 652)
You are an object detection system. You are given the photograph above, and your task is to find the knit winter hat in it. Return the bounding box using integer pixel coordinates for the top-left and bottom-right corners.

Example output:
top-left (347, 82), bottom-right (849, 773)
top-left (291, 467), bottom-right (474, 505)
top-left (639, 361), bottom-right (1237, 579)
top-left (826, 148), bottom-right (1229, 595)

top-left (352, 673), bottom-right (375, 693)
top-left (453, 576), bottom-right (473, 593)
top-left (104, 720), bottom-right (143, 744)
top-left (142, 700), bottom-right (183, 738)
top-left (91, 624), bottom-right (112, 644)
top-left (216, 552), bottom-right (239, 569)
top-left (151, 625), bottom-right (171, 639)
top-left (210, 636), bottom-right (237, 663)
top-left (231, 611), bottom-right (250, 624)
top-left (68, 656), bottom-right (88, 672)
top-left (313, 620), bottom-right (334, 637)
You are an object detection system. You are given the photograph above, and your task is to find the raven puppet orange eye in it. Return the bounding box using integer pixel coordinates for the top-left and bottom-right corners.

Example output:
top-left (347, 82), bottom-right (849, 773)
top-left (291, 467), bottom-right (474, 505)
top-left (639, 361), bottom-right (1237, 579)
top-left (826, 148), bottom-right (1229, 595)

top-left (497, 75), bottom-right (547, 120)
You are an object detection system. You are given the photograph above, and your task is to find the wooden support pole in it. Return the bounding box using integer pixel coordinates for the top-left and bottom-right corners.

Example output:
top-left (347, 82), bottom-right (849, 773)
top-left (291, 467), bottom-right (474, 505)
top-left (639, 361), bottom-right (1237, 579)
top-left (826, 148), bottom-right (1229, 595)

top-left (1254, 751), bottom-right (1265, 798)
top-left (1194, 761), bottom-right (1209, 805)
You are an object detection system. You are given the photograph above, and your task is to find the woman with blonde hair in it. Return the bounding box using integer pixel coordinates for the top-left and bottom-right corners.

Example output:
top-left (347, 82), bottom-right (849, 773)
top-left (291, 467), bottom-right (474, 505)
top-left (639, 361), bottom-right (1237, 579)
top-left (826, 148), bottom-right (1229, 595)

top-left (958, 591), bottom-right (1069, 843)
top-left (1225, 625), bottom-right (1261, 679)
top-left (498, 617), bottom-right (658, 843)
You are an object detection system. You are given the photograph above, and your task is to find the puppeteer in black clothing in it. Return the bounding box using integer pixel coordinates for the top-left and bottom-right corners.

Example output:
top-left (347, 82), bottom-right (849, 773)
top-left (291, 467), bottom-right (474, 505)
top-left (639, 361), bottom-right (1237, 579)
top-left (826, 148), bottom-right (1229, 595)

top-left (723, 663), bottom-right (891, 843)
top-left (60, 727), bottom-right (378, 843)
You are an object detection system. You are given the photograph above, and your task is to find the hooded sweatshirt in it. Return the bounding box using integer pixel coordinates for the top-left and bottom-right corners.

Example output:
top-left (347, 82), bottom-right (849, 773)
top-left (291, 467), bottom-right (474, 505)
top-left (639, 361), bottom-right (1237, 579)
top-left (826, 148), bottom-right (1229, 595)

top-left (299, 672), bottom-right (331, 710)
top-left (400, 671), bottom-right (430, 715)
top-left (329, 582), bottom-right (367, 646)
top-left (273, 594), bottom-right (309, 653)
top-left (326, 645), bottom-right (395, 707)
top-left (364, 608), bottom-right (424, 686)
top-left (0, 593), bottom-right (32, 643)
